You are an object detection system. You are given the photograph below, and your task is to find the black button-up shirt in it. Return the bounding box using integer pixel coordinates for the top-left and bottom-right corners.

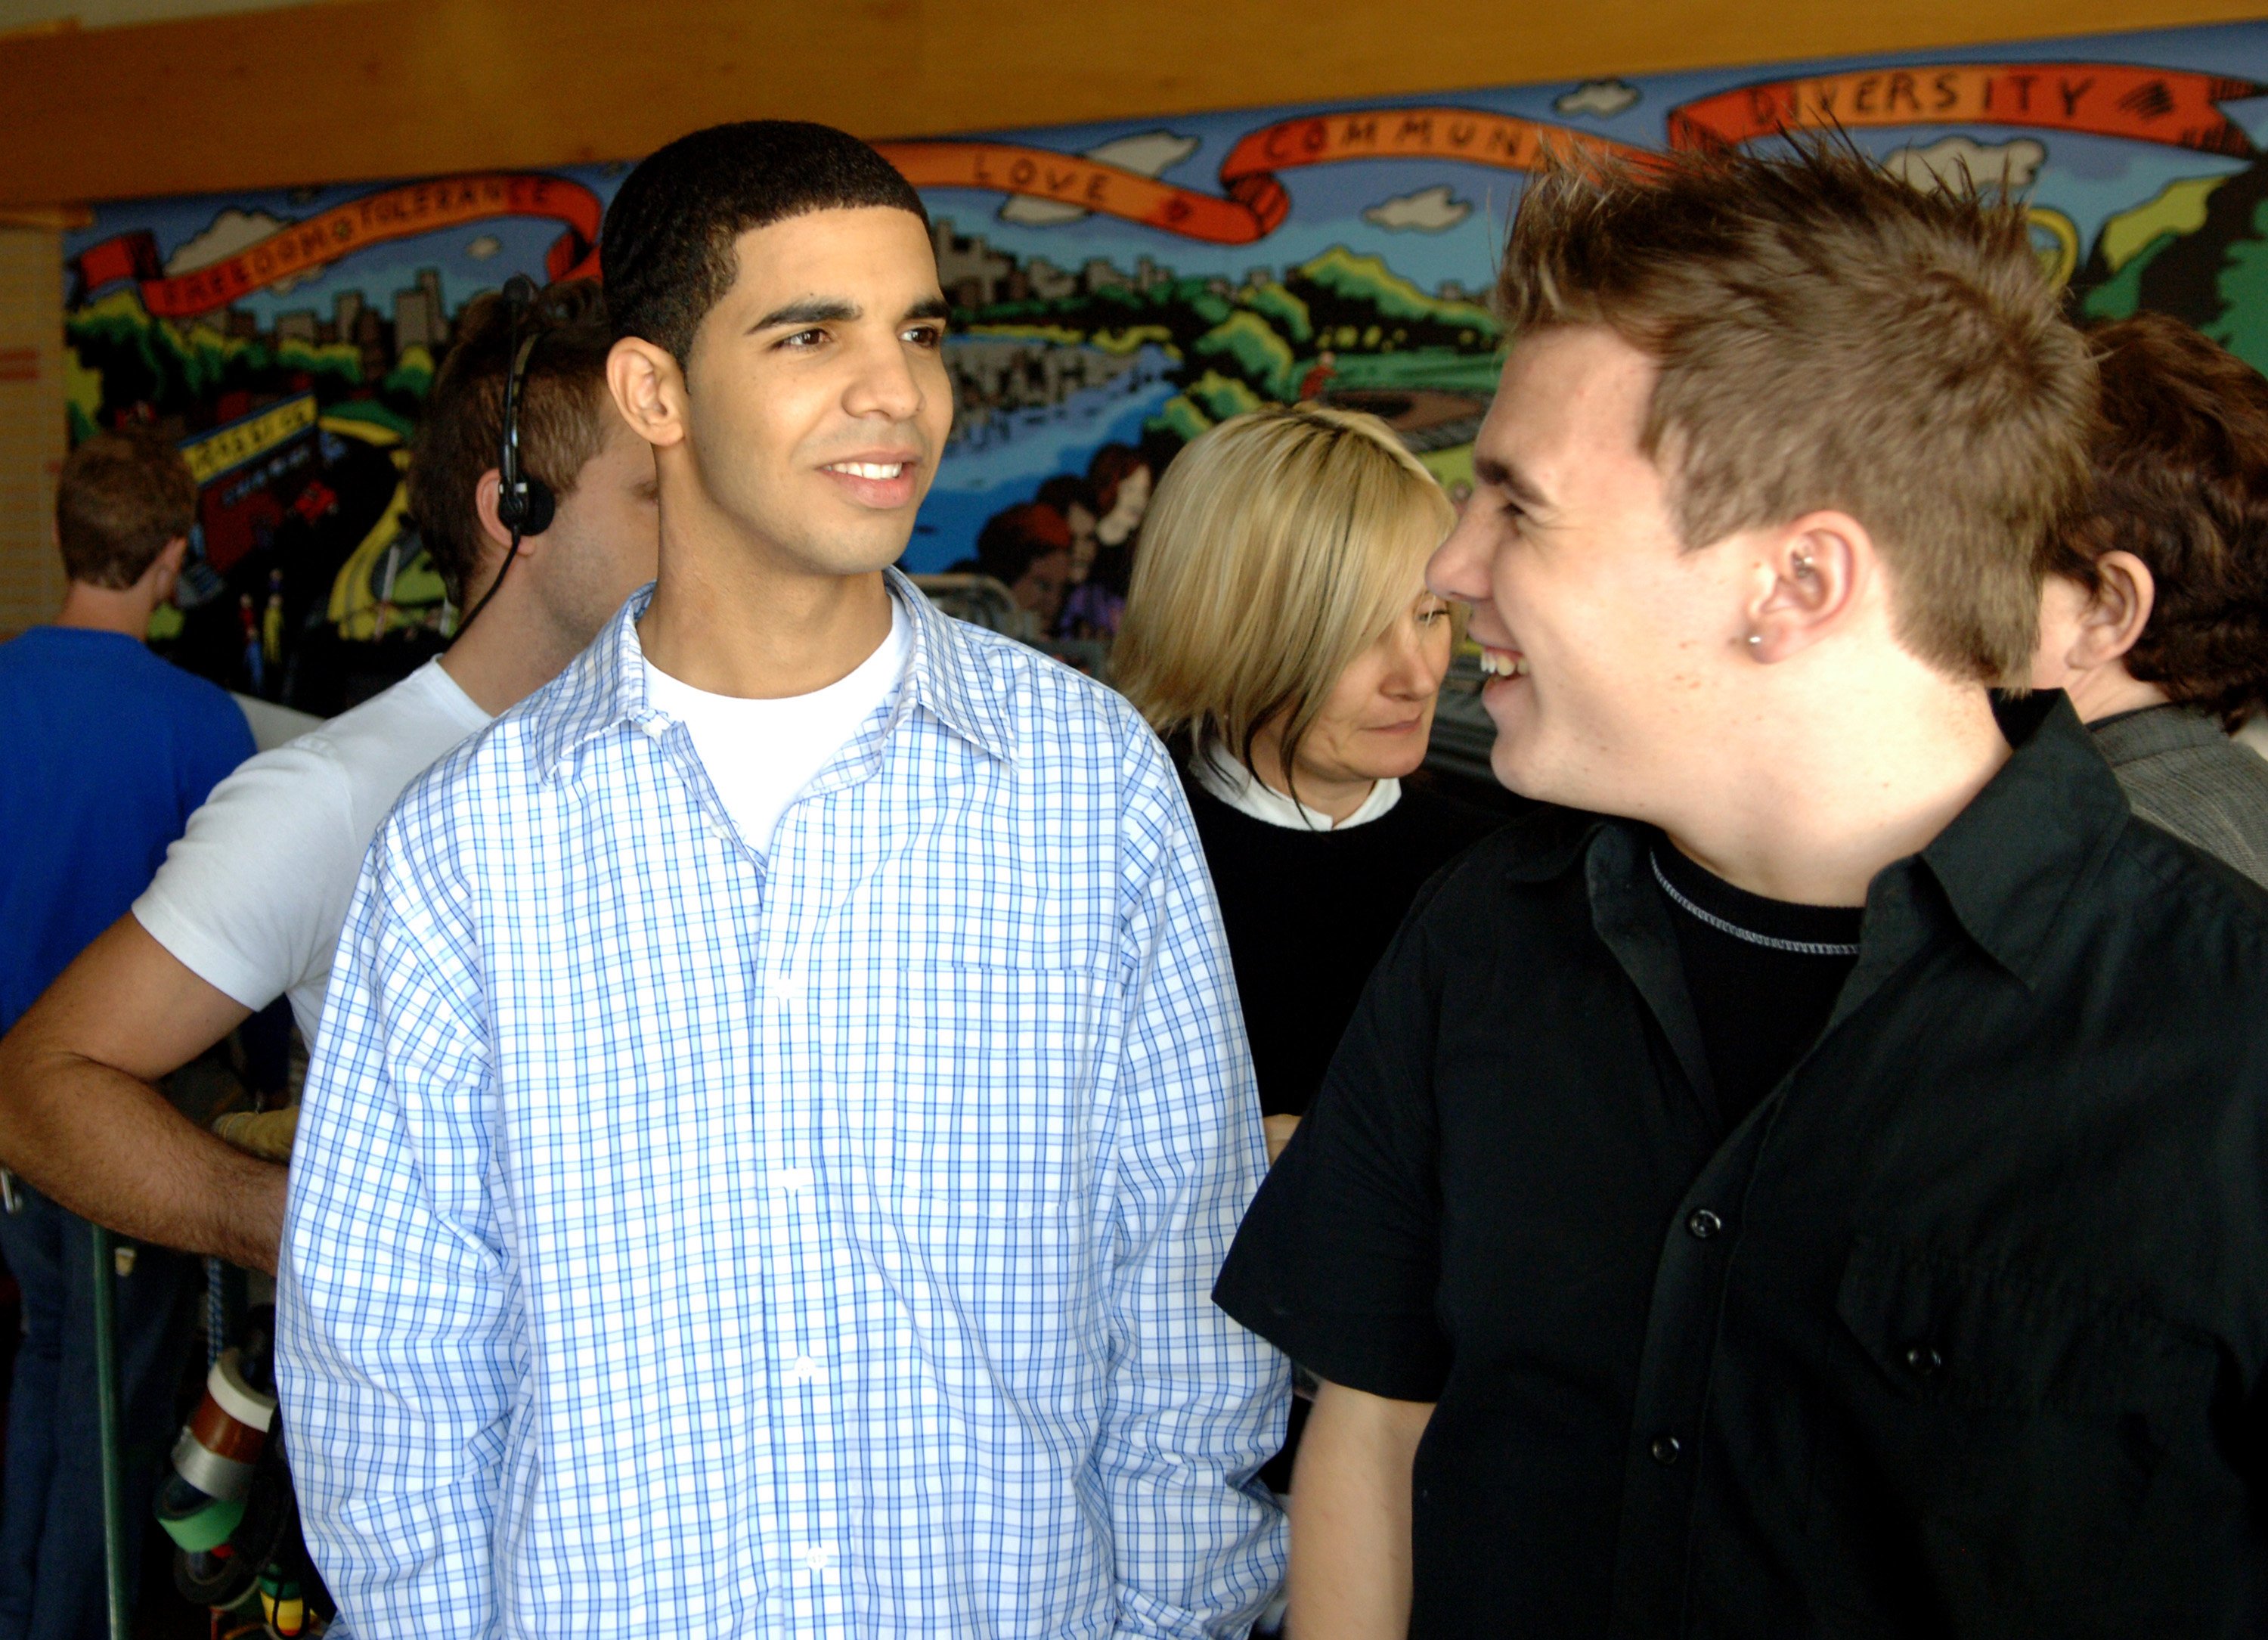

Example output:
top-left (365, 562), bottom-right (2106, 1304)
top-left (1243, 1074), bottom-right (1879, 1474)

top-left (1215, 696), bottom-right (2268, 1638)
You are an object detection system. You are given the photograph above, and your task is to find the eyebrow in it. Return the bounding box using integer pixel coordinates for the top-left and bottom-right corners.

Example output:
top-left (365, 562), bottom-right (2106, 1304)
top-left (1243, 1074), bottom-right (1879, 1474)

top-left (1473, 451), bottom-right (1548, 511)
top-left (750, 296), bottom-right (858, 332)
top-left (749, 294), bottom-right (952, 333)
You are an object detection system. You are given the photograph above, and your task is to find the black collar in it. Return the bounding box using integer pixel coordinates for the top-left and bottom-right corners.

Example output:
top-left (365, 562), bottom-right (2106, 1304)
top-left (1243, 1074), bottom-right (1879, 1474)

top-left (1493, 691), bottom-right (2130, 990)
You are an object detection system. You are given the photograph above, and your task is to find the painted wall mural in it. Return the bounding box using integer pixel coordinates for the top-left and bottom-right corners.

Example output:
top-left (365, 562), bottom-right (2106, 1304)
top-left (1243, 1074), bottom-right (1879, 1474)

top-left (58, 20), bottom-right (2268, 711)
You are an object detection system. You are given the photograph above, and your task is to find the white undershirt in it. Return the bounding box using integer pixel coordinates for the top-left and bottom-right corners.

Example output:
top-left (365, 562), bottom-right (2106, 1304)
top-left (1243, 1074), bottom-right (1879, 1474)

top-left (1194, 745), bottom-right (1401, 831)
top-left (640, 599), bottom-right (909, 857)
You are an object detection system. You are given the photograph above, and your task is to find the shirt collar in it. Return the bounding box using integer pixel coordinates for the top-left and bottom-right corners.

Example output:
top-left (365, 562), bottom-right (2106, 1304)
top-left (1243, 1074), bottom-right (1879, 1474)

top-left (2087, 702), bottom-right (2230, 767)
top-left (529, 569), bottom-right (1015, 783)
top-left (881, 566), bottom-right (1017, 764)
top-left (1911, 690), bottom-right (2130, 987)
top-left (1192, 746), bottom-right (1401, 831)
top-left (1501, 691), bottom-right (2130, 990)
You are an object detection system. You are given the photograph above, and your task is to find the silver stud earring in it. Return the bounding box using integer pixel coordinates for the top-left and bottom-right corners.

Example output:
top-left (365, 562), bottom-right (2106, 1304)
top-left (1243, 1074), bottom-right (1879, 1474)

top-left (1746, 633), bottom-right (1765, 649)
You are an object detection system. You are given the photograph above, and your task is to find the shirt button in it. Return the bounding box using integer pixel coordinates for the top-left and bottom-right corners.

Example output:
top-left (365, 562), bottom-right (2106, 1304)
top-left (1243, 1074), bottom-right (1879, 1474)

top-left (773, 1166), bottom-right (813, 1195)
top-left (789, 1353), bottom-right (822, 1385)
top-left (1685, 1208), bottom-right (1723, 1241)
top-left (1650, 1433), bottom-right (1683, 1466)
top-left (1903, 1344), bottom-right (1945, 1377)
top-left (801, 1545), bottom-right (833, 1573)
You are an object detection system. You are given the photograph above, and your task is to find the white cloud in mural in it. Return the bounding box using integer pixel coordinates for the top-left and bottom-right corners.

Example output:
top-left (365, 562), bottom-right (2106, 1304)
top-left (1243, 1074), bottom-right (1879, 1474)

top-left (465, 234), bottom-right (503, 261)
top-left (1362, 184), bottom-right (1473, 233)
top-left (1555, 79), bottom-right (1640, 118)
top-left (999, 129), bottom-right (1203, 227)
top-left (165, 206), bottom-right (318, 296)
top-left (1884, 135), bottom-right (2046, 194)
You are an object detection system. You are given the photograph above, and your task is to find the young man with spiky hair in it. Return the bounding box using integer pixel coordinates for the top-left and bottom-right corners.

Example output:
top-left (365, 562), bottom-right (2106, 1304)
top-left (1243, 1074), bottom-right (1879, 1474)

top-left (277, 122), bottom-right (1285, 1638)
top-left (1217, 144), bottom-right (2268, 1637)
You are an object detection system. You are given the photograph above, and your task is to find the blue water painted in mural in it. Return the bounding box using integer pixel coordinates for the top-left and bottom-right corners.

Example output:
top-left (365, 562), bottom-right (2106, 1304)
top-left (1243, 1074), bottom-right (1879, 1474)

top-left (908, 344), bottom-right (1177, 569)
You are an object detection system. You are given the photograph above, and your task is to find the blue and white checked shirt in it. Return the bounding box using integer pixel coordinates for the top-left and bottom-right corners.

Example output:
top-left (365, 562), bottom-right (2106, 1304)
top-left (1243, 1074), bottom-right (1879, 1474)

top-left (277, 574), bottom-right (1289, 1638)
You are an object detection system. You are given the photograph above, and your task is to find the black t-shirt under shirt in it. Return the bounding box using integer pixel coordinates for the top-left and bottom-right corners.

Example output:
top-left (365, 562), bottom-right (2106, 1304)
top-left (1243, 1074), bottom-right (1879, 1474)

top-left (1648, 842), bottom-right (1862, 1135)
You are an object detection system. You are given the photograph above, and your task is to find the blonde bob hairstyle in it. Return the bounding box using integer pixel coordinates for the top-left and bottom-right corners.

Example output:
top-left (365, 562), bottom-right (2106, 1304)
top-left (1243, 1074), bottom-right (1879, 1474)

top-left (1117, 403), bottom-right (1457, 791)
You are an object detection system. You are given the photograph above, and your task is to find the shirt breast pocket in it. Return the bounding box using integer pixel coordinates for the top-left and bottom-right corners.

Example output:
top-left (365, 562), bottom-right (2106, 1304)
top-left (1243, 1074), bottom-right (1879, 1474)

top-left (863, 963), bottom-right (1108, 1229)
top-left (1828, 1235), bottom-right (2220, 1618)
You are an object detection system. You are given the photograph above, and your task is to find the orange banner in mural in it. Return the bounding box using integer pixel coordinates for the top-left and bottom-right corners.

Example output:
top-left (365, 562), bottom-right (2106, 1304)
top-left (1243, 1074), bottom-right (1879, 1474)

top-left (1668, 64), bottom-right (2261, 156)
top-left (69, 67), bottom-right (2268, 299)
top-left (881, 109), bottom-right (1647, 246)
top-left (73, 172), bottom-right (604, 321)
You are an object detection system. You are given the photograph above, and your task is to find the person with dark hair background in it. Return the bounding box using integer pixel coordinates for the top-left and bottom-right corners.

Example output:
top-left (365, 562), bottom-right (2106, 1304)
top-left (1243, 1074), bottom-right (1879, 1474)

top-left (1061, 441), bottom-right (1157, 637)
top-left (0, 279), bottom-right (657, 1279)
top-left (1034, 472), bottom-right (1101, 600)
top-left (277, 120), bottom-right (1284, 1638)
top-left (2030, 311), bottom-right (2268, 885)
top-left (964, 499), bottom-right (1074, 628)
top-left (0, 426), bottom-right (253, 1640)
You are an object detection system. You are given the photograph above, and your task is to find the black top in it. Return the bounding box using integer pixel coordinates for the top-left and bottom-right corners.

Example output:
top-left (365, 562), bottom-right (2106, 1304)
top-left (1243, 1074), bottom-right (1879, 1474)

top-left (1649, 842), bottom-right (1862, 1136)
top-left (1183, 777), bottom-right (1502, 1118)
top-left (1216, 695), bottom-right (2268, 1639)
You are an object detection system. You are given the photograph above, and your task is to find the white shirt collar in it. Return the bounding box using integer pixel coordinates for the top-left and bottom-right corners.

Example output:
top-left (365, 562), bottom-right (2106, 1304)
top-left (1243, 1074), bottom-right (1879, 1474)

top-left (1194, 745), bottom-right (1401, 831)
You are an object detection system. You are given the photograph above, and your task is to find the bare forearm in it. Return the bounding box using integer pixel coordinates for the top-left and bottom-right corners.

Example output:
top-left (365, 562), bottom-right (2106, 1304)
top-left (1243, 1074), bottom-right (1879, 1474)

top-left (0, 916), bottom-right (280, 1270)
top-left (1285, 1381), bottom-right (1432, 1640)
top-left (0, 1046), bottom-right (286, 1270)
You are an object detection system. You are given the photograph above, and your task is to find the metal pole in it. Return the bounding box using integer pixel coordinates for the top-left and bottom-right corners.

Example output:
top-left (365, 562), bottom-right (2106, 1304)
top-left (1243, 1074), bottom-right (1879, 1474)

top-left (88, 1223), bottom-right (132, 1640)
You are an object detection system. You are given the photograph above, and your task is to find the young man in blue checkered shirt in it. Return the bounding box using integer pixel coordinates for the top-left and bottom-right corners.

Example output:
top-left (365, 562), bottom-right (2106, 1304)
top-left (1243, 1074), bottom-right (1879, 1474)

top-left (276, 121), bottom-right (1288, 1638)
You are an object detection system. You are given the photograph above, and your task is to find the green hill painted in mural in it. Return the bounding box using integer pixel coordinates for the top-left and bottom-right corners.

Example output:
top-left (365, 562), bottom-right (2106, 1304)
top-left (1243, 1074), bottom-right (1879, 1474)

top-left (67, 287), bottom-right (409, 437)
top-left (955, 242), bottom-right (1503, 439)
top-left (1284, 247), bottom-right (1499, 341)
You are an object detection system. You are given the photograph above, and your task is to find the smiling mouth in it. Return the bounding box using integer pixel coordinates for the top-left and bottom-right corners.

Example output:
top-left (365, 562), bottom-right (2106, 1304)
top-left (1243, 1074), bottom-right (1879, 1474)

top-left (822, 460), bottom-right (910, 481)
top-left (1477, 645), bottom-right (1530, 679)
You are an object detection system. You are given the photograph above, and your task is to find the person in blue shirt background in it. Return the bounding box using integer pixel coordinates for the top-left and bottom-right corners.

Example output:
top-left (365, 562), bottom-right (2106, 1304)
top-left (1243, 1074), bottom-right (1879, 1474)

top-left (0, 424), bottom-right (253, 1640)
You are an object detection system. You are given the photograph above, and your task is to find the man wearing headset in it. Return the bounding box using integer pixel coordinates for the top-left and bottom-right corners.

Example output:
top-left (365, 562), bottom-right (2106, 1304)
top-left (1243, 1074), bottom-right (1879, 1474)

top-left (0, 278), bottom-right (660, 1276)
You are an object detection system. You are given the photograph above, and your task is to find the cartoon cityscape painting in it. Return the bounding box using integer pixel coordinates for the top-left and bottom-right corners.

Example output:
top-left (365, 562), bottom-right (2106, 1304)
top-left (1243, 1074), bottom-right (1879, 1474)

top-left (57, 20), bottom-right (2268, 710)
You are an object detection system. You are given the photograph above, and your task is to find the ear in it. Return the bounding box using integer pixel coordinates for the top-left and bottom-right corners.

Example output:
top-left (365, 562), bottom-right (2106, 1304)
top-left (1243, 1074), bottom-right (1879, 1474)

top-left (608, 337), bottom-right (688, 451)
top-left (1743, 512), bottom-right (1866, 665)
top-left (472, 468), bottom-right (519, 556)
top-left (149, 535), bottom-right (188, 599)
top-left (2076, 550), bottom-right (2157, 668)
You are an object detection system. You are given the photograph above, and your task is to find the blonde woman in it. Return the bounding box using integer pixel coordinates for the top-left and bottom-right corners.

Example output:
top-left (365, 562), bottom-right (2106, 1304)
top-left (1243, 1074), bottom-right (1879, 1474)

top-left (1117, 405), bottom-right (1500, 1158)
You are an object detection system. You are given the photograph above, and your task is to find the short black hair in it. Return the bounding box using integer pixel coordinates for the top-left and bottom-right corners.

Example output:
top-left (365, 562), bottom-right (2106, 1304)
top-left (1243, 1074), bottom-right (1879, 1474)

top-left (602, 120), bottom-right (930, 367)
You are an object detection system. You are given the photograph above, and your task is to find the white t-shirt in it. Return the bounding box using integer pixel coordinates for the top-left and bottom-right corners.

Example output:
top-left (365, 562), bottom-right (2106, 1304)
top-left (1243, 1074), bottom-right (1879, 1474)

top-left (640, 600), bottom-right (909, 857)
top-left (134, 659), bottom-right (492, 1045)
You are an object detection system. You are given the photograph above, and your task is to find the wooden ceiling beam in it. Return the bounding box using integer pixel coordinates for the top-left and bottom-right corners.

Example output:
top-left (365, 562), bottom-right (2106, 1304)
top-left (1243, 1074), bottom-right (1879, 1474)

top-left (6, 0), bottom-right (2268, 207)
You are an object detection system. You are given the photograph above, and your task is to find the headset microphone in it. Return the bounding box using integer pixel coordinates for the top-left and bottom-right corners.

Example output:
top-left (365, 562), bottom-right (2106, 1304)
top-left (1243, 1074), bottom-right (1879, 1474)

top-left (455, 273), bottom-right (553, 638)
